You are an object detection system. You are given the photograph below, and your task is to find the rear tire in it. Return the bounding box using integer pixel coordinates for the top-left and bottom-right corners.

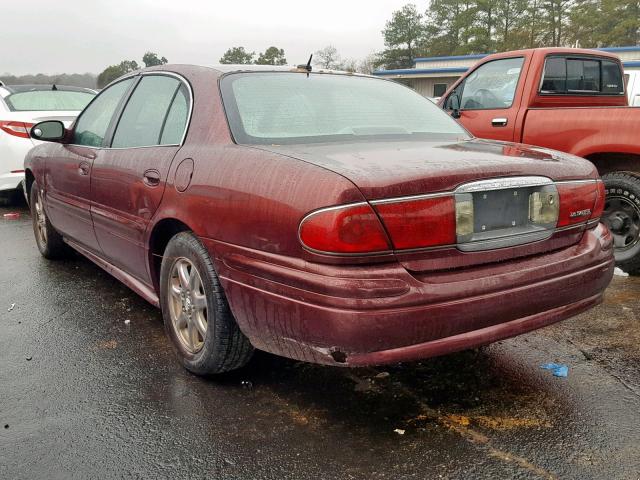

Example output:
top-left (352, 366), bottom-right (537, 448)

top-left (159, 232), bottom-right (254, 375)
top-left (602, 172), bottom-right (640, 274)
top-left (29, 183), bottom-right (68, 259)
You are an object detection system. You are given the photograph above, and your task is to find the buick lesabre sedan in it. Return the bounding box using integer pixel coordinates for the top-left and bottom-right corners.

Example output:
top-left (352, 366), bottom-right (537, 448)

top-left (24, 64), bottom-right (614, 375)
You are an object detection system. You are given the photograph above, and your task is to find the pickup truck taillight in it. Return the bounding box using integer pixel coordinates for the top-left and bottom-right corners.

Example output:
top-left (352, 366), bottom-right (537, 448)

top-left (0, 121), bottom-right (35, 139)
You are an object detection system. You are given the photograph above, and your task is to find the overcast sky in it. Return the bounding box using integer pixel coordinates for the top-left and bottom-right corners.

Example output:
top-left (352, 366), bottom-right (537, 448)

top-left (1, 0), bottom-right (413, 75)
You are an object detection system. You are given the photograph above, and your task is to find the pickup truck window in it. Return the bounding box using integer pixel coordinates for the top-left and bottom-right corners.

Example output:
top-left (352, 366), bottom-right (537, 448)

top-left (540, 56), bottom-right (624, 95)
top-left (458, 57), bottom-right (524, 110)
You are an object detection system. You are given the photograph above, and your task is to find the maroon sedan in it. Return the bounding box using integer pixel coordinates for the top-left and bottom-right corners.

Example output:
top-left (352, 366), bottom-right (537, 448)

top-left (24, 64), bottom-right (614, 375)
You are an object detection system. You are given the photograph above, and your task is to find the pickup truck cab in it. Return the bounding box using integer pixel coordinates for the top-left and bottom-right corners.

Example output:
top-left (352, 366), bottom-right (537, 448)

top-left (441, 48), bottom-right (640, 272)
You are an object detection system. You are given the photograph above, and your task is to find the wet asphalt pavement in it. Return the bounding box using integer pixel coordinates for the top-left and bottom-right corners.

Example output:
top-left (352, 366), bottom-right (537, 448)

top-left (1, 202), bottom-right (639, 480)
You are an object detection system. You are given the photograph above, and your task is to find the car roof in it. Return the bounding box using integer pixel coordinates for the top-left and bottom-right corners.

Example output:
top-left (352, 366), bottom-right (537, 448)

top-left (0, 84), bottom-right (96, 94)
top-left (140, 63), bottom-right (369, 78)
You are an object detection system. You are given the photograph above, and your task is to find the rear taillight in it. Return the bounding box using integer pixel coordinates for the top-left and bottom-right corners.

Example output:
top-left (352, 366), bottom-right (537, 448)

top-left (299, 203), bottom-right (390, 254)
top-left (556, 181), bottom-right (601, 227)
top-left (0, 121), bottom-right (34, 139)
top-left (373, 196), bottom-right (456, 249)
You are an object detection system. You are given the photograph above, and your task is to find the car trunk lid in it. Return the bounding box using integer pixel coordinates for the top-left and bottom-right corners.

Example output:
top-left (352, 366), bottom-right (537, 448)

top-left (258, 138), bottom-right (602, 270)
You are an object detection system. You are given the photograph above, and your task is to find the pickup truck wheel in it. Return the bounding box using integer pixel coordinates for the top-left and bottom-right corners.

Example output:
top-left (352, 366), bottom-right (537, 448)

top-left (29, 183), bottom-right (68, 259)
top-left (602, 172), bottom-right (640, 273)
top-left (159, 232), bottom-right (254, 375)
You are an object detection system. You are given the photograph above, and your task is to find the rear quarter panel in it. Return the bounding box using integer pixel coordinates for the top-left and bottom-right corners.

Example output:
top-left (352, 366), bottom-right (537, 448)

top-left (156, 144), bottom-right (366, 258)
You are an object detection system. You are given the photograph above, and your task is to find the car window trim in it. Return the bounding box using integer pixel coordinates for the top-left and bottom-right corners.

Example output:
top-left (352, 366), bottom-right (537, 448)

top-left (102, 76), bottom-right (142, 148)
top-left (157, 83), bottom-right (182, 145)
top-left (68, 71), bottom-right (194, 151)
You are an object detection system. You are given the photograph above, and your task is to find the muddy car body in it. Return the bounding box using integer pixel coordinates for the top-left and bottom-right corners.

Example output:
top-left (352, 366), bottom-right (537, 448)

top-left (24, 64), bottom-right (614, 374)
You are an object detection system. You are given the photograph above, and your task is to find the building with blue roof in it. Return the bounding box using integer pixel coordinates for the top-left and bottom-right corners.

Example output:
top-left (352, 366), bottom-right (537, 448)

top-left (373, 46), bottom-right (640, 99)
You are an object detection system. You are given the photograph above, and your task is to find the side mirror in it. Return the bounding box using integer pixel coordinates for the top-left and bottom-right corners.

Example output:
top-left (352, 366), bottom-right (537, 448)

top-left (449, 93), bottom-right (461, 119)
top-left (31, 120), bottom-right (66, 142)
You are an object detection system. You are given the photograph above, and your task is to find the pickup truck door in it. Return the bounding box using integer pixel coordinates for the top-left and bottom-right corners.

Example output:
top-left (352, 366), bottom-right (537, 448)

top-left (444, 57), bottom-right (526, 142)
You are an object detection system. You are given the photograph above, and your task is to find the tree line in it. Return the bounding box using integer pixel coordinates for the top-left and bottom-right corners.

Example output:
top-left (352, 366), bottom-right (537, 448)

top-left (3, 2), bottom-right (637, 87)
top-left (378, 1), bottom-right (640, 69)
top-left (0, 72), bottom-right (97, 89)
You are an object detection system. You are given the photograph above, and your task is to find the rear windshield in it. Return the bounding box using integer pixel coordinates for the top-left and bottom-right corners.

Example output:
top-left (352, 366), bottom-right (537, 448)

top-left (5, 90), bottom-right (95, 111)
top-left (540, 56), bottom-right (624, 95)
top-left (220, 72), bottom-right (469, 145)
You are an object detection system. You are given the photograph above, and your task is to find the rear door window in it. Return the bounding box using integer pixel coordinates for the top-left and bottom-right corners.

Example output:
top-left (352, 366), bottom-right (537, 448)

top-left (159, 84), bottom-right (190, 145)
top-left (540, 56), bottom-right (624, 95)
top-left (111, 75), bottom-right (182, 148)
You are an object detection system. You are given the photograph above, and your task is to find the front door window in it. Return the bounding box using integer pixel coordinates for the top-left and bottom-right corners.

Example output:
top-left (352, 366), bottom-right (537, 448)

top-left (459, 57), bottom-right (524, 110)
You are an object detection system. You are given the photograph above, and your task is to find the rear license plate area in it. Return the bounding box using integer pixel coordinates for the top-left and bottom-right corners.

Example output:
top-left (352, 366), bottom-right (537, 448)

top-left (455, 181), bottom-right (558, 251)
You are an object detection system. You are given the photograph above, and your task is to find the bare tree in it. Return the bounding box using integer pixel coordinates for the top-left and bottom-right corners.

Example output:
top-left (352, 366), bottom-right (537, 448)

top-left (314, 45), bottom-right (341, 69)
top-left (357, 54), bottom-right (378, 75)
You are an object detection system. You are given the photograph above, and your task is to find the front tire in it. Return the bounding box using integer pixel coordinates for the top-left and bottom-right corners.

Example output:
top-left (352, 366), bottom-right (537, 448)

top-left (602, 172), bottom-right (640, 273)
top-left (159, 232), bottom-right (254, 375)
top-left (29, 183), bottom-right (68, 259)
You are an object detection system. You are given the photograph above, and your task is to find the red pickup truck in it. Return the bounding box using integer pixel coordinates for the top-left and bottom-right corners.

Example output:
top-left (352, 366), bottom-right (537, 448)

top-left (440, 48), bottom-right (640, 272)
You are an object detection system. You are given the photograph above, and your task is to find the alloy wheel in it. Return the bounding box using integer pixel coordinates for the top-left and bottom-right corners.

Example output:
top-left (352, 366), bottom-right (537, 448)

top-left (34, 190), bottom-right (48, 247)
top-left (168, 257), bottom-right (208, 353)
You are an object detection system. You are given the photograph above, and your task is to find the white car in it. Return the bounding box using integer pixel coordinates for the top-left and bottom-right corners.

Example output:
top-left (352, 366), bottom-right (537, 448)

top-left (0, 84), bottom-right (95, 204)
top-left (625, 70), bottom-right (640, 106)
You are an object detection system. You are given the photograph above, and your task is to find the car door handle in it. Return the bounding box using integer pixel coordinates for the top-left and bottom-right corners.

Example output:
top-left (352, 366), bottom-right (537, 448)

top-left (78, 162), bottom-right (90, 176)
top-left (491, 117), bottom-right (508, 127)
top-left (143, 169), bottom-right (161, 187)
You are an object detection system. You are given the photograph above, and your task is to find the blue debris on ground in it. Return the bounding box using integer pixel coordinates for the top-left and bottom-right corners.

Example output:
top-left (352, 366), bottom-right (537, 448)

top-left (541, 363), bottom-right (569, 378)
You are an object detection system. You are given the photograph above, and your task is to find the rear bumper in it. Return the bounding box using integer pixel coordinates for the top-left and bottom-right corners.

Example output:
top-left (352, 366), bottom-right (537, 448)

top-left (205, 224), bottom-right (614, 366)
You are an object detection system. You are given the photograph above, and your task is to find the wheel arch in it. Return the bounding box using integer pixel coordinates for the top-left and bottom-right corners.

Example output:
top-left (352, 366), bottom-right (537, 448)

top-left (148, 217), bottom-right (193, 294)
top-left (584, 152), bottom-right (640, 177)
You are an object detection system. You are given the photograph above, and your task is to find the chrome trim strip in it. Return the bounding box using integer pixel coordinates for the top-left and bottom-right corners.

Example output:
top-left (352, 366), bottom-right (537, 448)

top-left (586, 219), bottom-right (601, 228)
top-left (555, 222), bottom-right (589, 232)
top-left (457, 230), bottom-right (553, 252)
top-left (67, 70), bottom-right (194, 150)
top-left (454, 176), bottom-right (553, 193)
top-left (139, 71), bottom-right (194, 147)
top-left (554, 179), bottom-right (597, 185)
top-left (370, 191), bottom-right (452, 205)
